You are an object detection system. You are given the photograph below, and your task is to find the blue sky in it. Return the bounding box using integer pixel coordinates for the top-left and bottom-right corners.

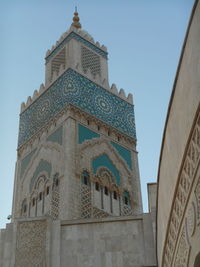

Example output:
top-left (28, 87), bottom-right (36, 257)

top-left (0, 0), bottom-right (194, 228)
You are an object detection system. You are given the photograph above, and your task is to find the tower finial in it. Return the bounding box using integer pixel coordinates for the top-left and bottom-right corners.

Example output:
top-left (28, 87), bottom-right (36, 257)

top-left (71, 7), bottom-right (81, 29)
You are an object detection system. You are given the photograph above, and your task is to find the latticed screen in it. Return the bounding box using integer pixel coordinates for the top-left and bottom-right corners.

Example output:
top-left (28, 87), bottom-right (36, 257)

top-left (51, 47), bottom-right (66, 77)
top-left (81, 46), bottom-right (101, 77)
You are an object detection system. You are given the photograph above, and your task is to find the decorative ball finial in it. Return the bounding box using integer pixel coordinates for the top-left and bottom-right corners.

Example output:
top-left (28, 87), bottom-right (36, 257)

top-left (71, 7), bottom-right (82, 29)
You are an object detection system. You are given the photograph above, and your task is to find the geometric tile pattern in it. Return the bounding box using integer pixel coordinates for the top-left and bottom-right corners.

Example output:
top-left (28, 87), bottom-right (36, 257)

top-left (18, 69), bottom-right (136, 147)
top-left (20, 148), bottom-right (36, 178)
top-left (78, 124), bottom-right (100, 144)
top-left (92, 154), bottom-right (120, 185)
top-left (46, 126), bottom-right (63, 145)
top-left (110, 141), bottom-right (132, 170)
top-left (45, 31), bottom-right (108, 63)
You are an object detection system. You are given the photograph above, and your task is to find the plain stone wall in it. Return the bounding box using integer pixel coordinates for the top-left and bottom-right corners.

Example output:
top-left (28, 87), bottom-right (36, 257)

top-left (157, 1), bottom-right (200, 265)
top-left (60, 216), bottom-right (157, 267)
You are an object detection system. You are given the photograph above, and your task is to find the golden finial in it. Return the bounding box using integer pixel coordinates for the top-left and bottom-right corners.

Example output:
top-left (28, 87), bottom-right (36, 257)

top-left (71, 7), bottom-right (81, 29)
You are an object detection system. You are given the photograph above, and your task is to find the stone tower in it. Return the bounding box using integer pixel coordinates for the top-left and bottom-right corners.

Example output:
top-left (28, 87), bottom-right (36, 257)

top-left (12, 10), bottom-right (143, 223)
top-left (0, 10), bottom-right (158, 267)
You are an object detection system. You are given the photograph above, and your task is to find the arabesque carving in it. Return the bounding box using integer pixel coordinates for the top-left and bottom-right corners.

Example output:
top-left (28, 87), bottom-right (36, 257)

top-left (15, 220), bottom-right (47, 267)
top-left (163, 109), bottom-right (200, 266)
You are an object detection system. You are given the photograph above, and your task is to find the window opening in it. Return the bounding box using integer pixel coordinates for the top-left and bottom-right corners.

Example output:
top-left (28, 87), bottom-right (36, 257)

top-left (46, 186), bottom-right (49, 195)
top-left (39, 192), bottom-right (42, 201)
top-left (81, 170), bottom-right (90, 186)
top-left (23, 205), bottom-right (27, 213)
top-left (83, 176), bottom-right (88, 185)
top-left (113, 191), bottom-right (117, 200)
top-left (104, 186), bottom-right (108, 195)
top-left (95, 182), bottom-right (100, 191)
top-left (124, 196), bottom-right (128, 205)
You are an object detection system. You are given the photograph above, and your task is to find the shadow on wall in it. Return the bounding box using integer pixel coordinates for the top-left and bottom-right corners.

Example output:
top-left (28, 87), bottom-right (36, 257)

top-left (194, 252), bottom-right (200, 267)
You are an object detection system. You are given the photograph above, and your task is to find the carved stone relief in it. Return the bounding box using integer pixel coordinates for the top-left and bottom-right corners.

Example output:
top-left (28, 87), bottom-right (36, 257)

top-left (163, 110), bottom-right (200, 265)
top-left (174, 226), bottom-right (190, 267)
top-left (195, 177), bottom-right (200, 224)
top-left (15, 220), bottom-right (47, 267)
top-left (186, 202), bottom-right (196, 238)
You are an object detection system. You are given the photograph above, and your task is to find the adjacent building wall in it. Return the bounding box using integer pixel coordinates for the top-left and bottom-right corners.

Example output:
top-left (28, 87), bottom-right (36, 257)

top-left (157, 0), bottom-right (200, 266)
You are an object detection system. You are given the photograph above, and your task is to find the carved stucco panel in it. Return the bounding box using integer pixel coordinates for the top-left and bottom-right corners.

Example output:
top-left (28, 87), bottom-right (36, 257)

top-left (15, 220), bottom-right (47, 267)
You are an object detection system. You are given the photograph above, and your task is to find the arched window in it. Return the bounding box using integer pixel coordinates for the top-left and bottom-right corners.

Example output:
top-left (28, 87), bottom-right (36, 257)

top-left (95, 182), bottom-right (100, 191)
top-left (46, 186), bottom-right (50, 195)
top-left (21, 199), bottom-right (27, 216)
top-left (32, 198), bottom-right (35, 206)
top-left (39, 192), bottom-right (43, 201)
top-left (23, 204), bottom-right (27, 213)
top-left (104, 186), bottom-right (108, 195)
top-left (113, 191), bottom-right (117, 200)
top-left (123, 191), bottom-right (130, 206)
top-left (81, 170), bottom-right (90, 186)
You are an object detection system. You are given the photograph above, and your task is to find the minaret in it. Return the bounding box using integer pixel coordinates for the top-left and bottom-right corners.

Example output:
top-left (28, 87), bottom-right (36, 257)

top-left (12, 10), bottom-right (143, 222)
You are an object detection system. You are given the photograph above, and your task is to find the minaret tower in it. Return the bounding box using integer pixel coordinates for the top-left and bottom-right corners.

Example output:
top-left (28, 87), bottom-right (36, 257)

top-left (12, 10), bottom-right (143, 222)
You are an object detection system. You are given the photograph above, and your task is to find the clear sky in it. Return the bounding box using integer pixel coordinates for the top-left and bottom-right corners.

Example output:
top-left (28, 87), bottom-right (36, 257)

top-left (0, 0), bottom-right (194, 228)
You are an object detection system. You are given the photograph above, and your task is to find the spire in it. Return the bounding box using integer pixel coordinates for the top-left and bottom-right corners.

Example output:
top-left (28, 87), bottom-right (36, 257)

top-left (71, 7), bottom-right (82, 29)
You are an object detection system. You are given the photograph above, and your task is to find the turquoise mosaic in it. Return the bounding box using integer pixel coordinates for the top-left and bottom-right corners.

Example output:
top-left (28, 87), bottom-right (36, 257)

top-left (110, 141), bottom-right (132, 170)
top-left (18, 69), bottom-right (136, 147)
top-left (78, 124), bottom-right (100, 144)
top-left (92, 154), bottom-right (120, 185)
top-left (29, 159), bottom-right (52, 192)
top-left (47, 126), bottom-right (63, 145)
top-left (45, 31), bottom-right (108, 63)
top-left (20, 149), bottom-right (36, 178)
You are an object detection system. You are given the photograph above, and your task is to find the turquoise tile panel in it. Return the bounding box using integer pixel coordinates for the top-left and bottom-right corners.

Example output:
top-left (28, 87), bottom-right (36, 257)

top-left (110, 141), bottom-right (132, 170)
top-left (47, 126), bottom-right (63, 145)
top-left (29, 159), bottom-right (52, 192)
top-left (20, 149), bottom-right (36, 178)
top-left (92, 154), bottom-right (120, 185)
top-left (78, 124), bottom-right (100, 144)
top-left (45, 32), bottom-right (108, 63)
top-left (18, 69), bottom-right (136, 147)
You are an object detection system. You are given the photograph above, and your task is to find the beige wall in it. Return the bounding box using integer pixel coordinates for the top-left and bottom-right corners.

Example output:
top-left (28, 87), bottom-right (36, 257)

top-left (0, 215), bottom-right (157, 267)
top-left (157, 1), bottom-right (200, 266)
